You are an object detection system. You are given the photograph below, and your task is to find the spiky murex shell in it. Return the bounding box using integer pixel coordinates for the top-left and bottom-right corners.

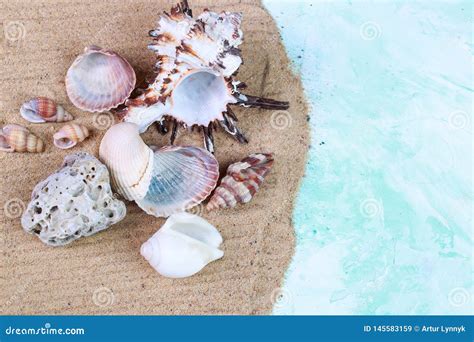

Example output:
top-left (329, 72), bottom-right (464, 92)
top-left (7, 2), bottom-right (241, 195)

top-left (120, 6), bottom-right (243, 132)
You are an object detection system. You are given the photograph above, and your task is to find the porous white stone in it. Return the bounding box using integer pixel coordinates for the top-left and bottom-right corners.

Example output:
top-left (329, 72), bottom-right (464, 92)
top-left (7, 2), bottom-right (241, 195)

top-left (21, 152), bottom-right (126, 246)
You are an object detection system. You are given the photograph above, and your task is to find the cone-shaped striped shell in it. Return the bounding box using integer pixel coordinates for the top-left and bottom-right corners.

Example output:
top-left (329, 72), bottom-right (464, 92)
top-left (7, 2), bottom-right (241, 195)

top-left (136, 145), bottom-right (219, 217)
top-left (20, 97), bottom-right (73, 123)
top-left (0, 124), bottom-right (44, 153)
top-left (206, 153), bottom-right (274, 211)
top-left (66, 46), bottom-right (136, 112)
top-left (53, 123), bottom-right (90, 149)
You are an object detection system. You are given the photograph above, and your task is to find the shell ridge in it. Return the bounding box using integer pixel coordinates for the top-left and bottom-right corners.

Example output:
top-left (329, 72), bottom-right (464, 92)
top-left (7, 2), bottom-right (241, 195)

top-left (66, 46), bottom-right (136, 112)
top-left (134, 144), bottom-right (219, 217)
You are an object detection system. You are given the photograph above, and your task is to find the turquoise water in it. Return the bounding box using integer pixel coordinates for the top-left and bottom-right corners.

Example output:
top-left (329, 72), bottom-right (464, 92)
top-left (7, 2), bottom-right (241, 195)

top-left (263, 0), bottom-right (473, 314)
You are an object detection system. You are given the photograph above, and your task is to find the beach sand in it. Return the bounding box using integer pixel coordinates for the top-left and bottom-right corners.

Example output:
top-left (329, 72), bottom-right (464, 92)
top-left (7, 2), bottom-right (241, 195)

top-left (0, 0), bottom-right (309, 314)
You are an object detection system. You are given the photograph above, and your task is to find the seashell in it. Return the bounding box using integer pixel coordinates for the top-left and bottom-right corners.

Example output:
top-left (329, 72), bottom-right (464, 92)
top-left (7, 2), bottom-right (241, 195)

top-left (207, 153), bottom-right (274, 211)
top-left (119, 3), bottom-right (289, 153)
top-left (140, 212), bottom-right (223, 278)
top-left (66, 45), bottom-right (136, 112)
top-left (20, 97), bottom-right (73, 123)
top-left (21, 152), bottom-right (126, 246)
top-left (99, 122), bottom-right (219, 217)
top-left (53, 123), bottom-right (90, 149)
top-left (0, 124), bottom-right (44, 153)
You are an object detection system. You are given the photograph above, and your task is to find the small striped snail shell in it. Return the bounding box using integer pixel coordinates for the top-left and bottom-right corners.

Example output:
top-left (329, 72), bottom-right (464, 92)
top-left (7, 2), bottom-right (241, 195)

top-left (20, 97), bottom-right (73, 123)
top-left (53, 123), bottom-right (90, 149)
top-left (0, 124), bottom-right (44, 153)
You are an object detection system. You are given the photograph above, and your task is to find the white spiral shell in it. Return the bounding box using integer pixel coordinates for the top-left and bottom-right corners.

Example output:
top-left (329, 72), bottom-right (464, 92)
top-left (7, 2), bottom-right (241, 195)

top-left (140, 212), bottom-right (223, 278)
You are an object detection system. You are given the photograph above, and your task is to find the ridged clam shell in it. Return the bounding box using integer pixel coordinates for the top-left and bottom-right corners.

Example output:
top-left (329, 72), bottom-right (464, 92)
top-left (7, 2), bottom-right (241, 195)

top-left (66, 46), bottom-right (136, 112)
top-left (136, 145), bottom-right (219, 217)
top-left (20, 97), bottom-right (73, 123)
top-left (0, 124), bottom-right (44, 153)
top-left (53, 123), bottom-right (90, 149)
top-left (99, 123), bottom-right (154, 201)
top-left (141, 212), bottom-right (223, 278)
top-left (206, 153), bottom-right (274, 211)
top-left (99, 122), bottom-right (219, 216)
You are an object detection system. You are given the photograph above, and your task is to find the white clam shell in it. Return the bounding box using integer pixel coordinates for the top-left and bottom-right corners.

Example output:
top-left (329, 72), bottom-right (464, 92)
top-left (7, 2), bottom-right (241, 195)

top-left (99, 122), bottom-right (219, 216)
top-left (66, 46), bottom-right (136, 112)
top-left (140, 212), bottom-right (223, 278)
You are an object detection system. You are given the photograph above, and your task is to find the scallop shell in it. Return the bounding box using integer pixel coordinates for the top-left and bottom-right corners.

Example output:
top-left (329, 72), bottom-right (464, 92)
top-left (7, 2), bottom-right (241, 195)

top-left (137, 145), bottom-right (219, 217)
top-left (0, 124), bottom-right (44, 153)
top-left (141, 212), bottom-right (223, 278)
top-left (206, 153), bottom-right (274, 211)
top-left (66, 45), bottom-right (136, 112)
top-left (20, 97), bottom-right (73, 123)
top-left (99, 122), bottom-right (219, 217)
top-left (53, 123), bottom-right (90, 149)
